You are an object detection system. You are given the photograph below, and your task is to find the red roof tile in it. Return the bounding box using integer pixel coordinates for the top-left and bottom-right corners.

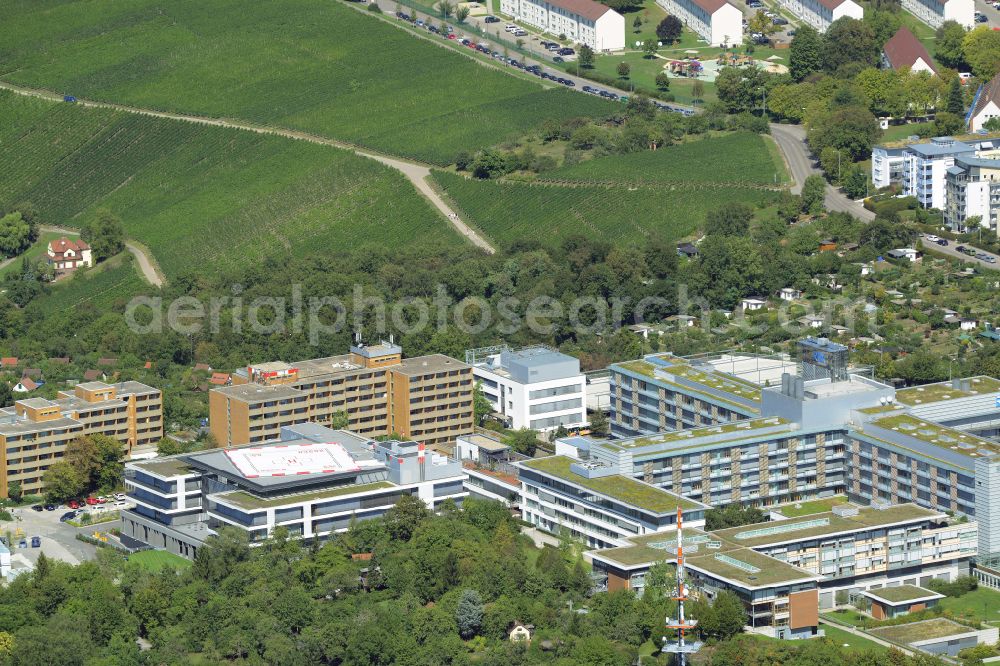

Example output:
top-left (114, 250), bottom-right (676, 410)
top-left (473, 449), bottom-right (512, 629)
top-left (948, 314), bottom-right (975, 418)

top-left (208, 372), bottom-right (231, 385)
top-left (973, 71), bottom-right (1000, 120)
top-left (83, 369), bottom-right (102, 381)
top-left (882, 27), bottom-right (937, 74)
top-left (16, 377), bottom-right (38, 391)
top-left (1, 358), bottom-right (18, 367)
top-left (545, 0), bottom-right (612, 21)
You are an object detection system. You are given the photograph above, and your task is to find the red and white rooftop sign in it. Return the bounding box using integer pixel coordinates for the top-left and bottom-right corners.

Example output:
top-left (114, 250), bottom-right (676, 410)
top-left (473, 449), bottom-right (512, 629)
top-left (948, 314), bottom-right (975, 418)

top-left (224, 442), bottom-right (360, 478)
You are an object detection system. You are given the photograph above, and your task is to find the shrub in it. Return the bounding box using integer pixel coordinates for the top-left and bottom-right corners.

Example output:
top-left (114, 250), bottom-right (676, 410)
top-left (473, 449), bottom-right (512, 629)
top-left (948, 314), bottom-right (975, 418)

top-left (927, 575), bottom-right (977, 598)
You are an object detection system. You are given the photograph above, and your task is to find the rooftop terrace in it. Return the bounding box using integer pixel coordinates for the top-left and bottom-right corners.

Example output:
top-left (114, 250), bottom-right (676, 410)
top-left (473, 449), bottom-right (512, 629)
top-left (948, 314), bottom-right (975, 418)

top-left (521, 456), bottom-right (702, 513)
top-left (711, 504), bottom-right (939, 548)
top-left (894, 377), bottom-right (1000, 406)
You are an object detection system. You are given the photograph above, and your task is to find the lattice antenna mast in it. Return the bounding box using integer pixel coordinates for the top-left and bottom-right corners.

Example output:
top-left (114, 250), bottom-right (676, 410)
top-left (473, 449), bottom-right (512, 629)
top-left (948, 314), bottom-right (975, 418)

top-left (661, 506), bottom-right (701, 666)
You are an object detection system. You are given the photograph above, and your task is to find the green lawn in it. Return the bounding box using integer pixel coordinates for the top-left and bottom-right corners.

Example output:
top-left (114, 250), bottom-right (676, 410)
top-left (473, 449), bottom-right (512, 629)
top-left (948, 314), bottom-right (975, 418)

top-left (822, 610), bottom-right (867, 627)
top-left (545, 133), bottom-right (790, 186)
top-left (621, 0), bottom-right (670, 49)
top-left (0, 90), bottom-right (460, 279)
top-left (0, 0), bottom-right (612, 165)
top-left (129, 549), bottom-right (193, 571)
top-left (775, 495), bottom-right (848, 518)
top-left (937, 586), bottom-right (1000, 625)
top-left (0, 231), bottom-right (79, 281)
top-left (432, 170), bottom-right (780, 250)
top-left (818, 622), bottom-right (888, 653)
top-left (882, 122), bottom-right (934, 143)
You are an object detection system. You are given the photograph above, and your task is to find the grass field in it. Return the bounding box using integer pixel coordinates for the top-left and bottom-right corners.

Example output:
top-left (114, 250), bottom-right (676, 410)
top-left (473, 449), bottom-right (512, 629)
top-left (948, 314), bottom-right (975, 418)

top-left (26, 255), bottom-right (146, 317)
top-left (0, 0), bottom-right (612, 165)
top-left (433, 171), bottom-right (779, 249)
top-left (129, 549), bottom-right (193, 571)
top-left (545, 133), bottom-right (790, 186)
top-left (0, 231), bottom-right (80, 281)
top-left (0, 91), bottom-right (460, 279)
top-left (882, 122), bottom-right (935, 143)
top-left (818, 622), bottom-right (888, 653)
top-left (938, 586), bottom-right (1000, 625)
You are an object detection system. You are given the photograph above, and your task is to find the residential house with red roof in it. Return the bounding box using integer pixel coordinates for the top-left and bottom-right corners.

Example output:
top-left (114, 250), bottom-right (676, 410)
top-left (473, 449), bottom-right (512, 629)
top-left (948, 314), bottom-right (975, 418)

top-left (500, 0), bottom-right (624, 51)
top-left (777, 0), bottom-right (862, 33)
top-left (969, 72), bottom-right (1000, 133)
top-left (46, 237), bottom-right (92, 272)
top-left (881, 27), bottom-right (937, 75)
top-left (656, 0), bottom-right (742, 46)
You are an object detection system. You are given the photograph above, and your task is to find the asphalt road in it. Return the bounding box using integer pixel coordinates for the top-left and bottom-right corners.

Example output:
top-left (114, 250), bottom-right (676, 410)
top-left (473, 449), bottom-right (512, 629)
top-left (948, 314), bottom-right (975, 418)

top-left (769, 123), bottom-right (876, 220)
top-left (975, 0), bottom-right (999, 28)
top-left (922, 233), bottom-right (1000, 268)
top-left (6, 505), bottom-right (107, 568)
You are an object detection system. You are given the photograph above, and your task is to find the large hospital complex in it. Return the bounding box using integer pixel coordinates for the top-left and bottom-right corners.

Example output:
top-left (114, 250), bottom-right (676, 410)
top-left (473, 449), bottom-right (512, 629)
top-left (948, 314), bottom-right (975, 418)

top-left (121, 336), bottom-right (1000, 643)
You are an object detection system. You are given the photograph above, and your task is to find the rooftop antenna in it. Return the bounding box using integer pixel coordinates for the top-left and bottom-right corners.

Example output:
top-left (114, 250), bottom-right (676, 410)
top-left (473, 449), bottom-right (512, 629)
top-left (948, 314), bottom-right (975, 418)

top-left (662, 506), bottom-right (701, 666)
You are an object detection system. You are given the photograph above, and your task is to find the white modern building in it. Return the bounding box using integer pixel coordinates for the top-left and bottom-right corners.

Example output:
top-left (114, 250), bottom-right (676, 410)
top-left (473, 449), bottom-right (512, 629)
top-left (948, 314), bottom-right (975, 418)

top-left (902, 0), bottom-right (974, 30)
top-left (656, 0), bottom-right (742, 47)
top-left (777, 0), bottom-right (862, 33)
top-left (499, 0), bottom-right (625, 51)
top-left (120, 423), bottom-right (467, 558)
top-left (901, 137), bottom-right (978, 209)
top-left (945, 156), bottom-right (1000, 233)
top-left (467, 345), bottom-right (587, 433)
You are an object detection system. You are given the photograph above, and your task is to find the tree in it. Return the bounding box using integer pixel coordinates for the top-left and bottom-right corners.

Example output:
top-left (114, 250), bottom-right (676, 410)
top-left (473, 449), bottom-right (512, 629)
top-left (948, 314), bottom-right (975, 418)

top-left (589, 410), bottom-right (609, 436)
top-left (455, 589), bottom-right (484, 638)
top-left (822, 18), bottom-right (878, 74)
top-left (617, 61), bottom-right (631, 79)
top-left (633, 15), bottom-right (642, 32)
top-left (83, 209), bottom-right (125, 262)
top-left (470, 149), bottom-right (509, 179)
top-left (42, 463), bottom-right (85, 503)
top-left (655, 71), bottom-right (671, 91)
top-left (947, 76), bottom-right (965, 115)
top-left (711, 591), bottom-right (748, 640)
top-left (505, 428), bottom-right (542, 455)
top-left (986, 116), bottom-right (1000, 132)
top-left (842, 165), bottom-right (868, 199)
top-left (330, 411), bottom-right (349, 429)
top-left (962, 26), bottom-right (1000, 79)
top-left (384, 495), bottom-right (429, 542)
top-left (802, 175), bottom-right (827, 215)
top-left (807, 105), bottom-right (881, 161)
top-left (934, 111), bottom-right (964, 136)
top-left (0, 212), bottom-right (31, 258)
top-left (6, 481), bottom-right (20, 503)
top-left (437, 0), bottom-right (453, 17)
top-left (714, 66), bottom-right (764, 113)
top-left (789, 25), bottom-right (822, 81)
top-left (691, 79), bottom-right (704, 102)
top-left (704, 503), bottom-right (766, 530)
top-left (455, 5), bottom-right (470, 22)
top-left (705, 203), bottom-right (753, 237)
top-left (643, 39), bottom-right (657, 58)
top-left (578, 44), bottom-right (594, 68)
top-left (864, 9), bottom-right (901, 45)
top-left (656, 15), bottom-right (682, 44)
top-left (936, 20), bottom-right (968, 69)
top-left (473, 381), bottom-right (492, 425)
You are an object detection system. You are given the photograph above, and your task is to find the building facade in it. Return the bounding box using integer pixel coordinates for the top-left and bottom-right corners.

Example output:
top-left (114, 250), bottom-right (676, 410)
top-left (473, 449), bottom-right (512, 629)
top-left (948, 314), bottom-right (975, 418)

top-left (467, 346), bottom-right (587, 432)
top-left (0, 380), bottom-right (162, 497)
top-left (655, 0), bottom-right (742, 47)
top-left (944, 156), bottom-right (1000, 233)
top-left (901, 0), bottom-right (973, 29)
top-left (499, 0), bottom-right (625, 51)
top-left (46, 237), bottom-right (92, 271)
top-left (776, 0), bottom-right (862, 33)
top-left (120, 423), bottom-right (467, 558)
top-left (881, 27), bottom-right (938, 75)
top-left (209, 342), bottom-right (474, 449)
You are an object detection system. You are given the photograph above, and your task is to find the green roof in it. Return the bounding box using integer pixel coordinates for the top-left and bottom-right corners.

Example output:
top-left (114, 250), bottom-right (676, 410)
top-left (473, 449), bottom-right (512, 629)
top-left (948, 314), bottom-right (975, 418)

top-left (712, 504), bottom-right (939, 548)
top-left (132, 458), bottom-right (195, 478)
top-left (614, 358), bottom-right (761, 413)
top-left (772, 495), bottom-right (849, 518)
top-left (865, 585), bottom-right (941, 604)
top-left (217, 481), bottom-right (396, 510)
top-left (870, 413), bottom-right (1000, 457)
top-left (857, 404), bottom-right (902, 415)
top-left (869, 618), bottom-right (974, 644)
top-left (606, 417), bottom-right (790, 452)
top-left (521, 456), bottom-right (702, 513)
top-left (687, 547), bottom-right (817, 587)
top-left (894, 377), bottom-right (1000, 406)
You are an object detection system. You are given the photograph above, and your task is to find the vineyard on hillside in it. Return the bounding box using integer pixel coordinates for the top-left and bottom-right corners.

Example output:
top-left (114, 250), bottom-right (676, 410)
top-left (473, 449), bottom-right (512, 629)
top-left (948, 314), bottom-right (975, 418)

top-left (544, 133), bottom-right (790, 186)
top-left (0, 91), bottom-right (458, 279)
top-left (433, 172), bottom-right (780, 250)
top-left (0, 0), bottom-right (611, 165)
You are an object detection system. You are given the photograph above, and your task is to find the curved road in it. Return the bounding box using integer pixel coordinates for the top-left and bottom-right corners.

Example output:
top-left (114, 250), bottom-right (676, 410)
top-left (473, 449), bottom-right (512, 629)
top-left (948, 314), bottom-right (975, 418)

top-left (39, 225), bottom-right (165, 286)
top-left (0, 82), bottom-right (496, 257)
top-left (769, 123), bottom-right (875, 221)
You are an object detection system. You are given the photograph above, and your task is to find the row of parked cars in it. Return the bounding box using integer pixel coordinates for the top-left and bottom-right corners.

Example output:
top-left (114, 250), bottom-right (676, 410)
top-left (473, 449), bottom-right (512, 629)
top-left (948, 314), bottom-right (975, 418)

top-left (31, 492), bottom-right (128, 513)
top-left (926, 235), bottom-right (998, 263)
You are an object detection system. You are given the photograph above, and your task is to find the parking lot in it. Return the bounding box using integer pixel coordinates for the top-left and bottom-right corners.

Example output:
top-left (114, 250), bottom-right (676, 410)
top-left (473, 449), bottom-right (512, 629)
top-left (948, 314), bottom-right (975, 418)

top-left (2, 502), bottom-right (130, 571)
top-left (923, 233), bottom-right (1000, 268)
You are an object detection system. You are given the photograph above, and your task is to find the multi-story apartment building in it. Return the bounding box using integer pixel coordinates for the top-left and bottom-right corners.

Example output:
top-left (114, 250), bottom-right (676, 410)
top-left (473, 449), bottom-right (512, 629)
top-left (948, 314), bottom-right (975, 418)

top-left (467, 345), bottom-right (587, 433)
top-left (589, 502), bottom-right (976, 638)
top-left (499, 0), bottom-right (625, 51)
top-left (944, 156), bottom-right (1000, 232)
top-left (599, 339), bottom-right (1000, 572)
top-left (655, 0), bottom-right (742, 47)
top-left (902, 137), bottom-right (978, 210)
top-left (776, 0), bottom-right (862, 33)
top-left (901, 0), bottom-right (973, 29)
top-left (0, 380), bottom-right (162, 497)
top-left (120, 423), bottom-right (467, 558)
top-left (517, 454), bottom-right (708, 548)
top-left (209, 342), bottom-right (474, 449)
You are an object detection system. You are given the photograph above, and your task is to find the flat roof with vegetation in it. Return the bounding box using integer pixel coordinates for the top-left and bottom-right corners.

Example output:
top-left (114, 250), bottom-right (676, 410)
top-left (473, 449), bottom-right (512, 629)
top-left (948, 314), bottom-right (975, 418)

top-left (870, 413), bottom-right (1000, 457)
top-left (869, 618), bottom-right (974, 644)
top-left (614, 358), bottom-right (761, 412)
top-left (864, 585), bottom-right (942, 604)
top-left (894, 377), bottom-right (1000, 406)
top-left (131, 458), bottom-right (196, 478)
top-left (521, 456), bottom-right (702, 513)
top-left (687, 547), bottom-right (817, 588)
top-left (711, 504), bottom-right (939, 548)
top-left (604, 417), bottom-right (790, 452)
top-left (772, 495), bottom-right (849, 518)
top-left (216, 481), bottom-right (396, 511)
